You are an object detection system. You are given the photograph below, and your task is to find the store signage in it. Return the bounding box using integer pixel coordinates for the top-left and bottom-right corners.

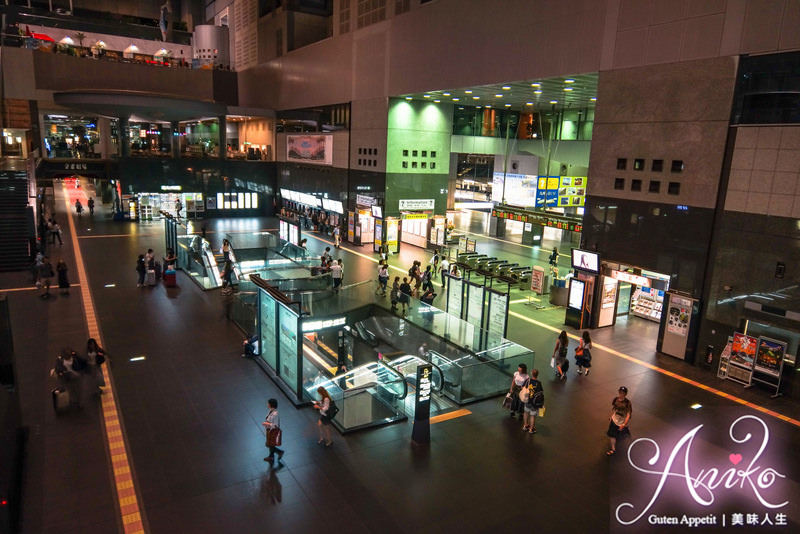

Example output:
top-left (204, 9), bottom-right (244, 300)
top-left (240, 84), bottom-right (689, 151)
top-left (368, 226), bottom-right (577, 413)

top-left (160, 185), bottom-right (182, 191)
top-left (402, 212), bottom-right (429, 220)
top-left (491, 208), bottom-right (583, 233)
top-left (614, 415), bottom-right (788, 528)
top-left (356, 194), bottom-right (376, 206)
top-left (611, 270), bottom-right (651, 287)
top-left (399, 199), bottom-right (435, 210)
top-left (417, 365), bottom-right (432, 403)
top-left (753, 337), bottom-right (786, 379)
top-left (487, 290), bottom-right (509, 338)
top-left (302, 316), bottom-right (346, 332)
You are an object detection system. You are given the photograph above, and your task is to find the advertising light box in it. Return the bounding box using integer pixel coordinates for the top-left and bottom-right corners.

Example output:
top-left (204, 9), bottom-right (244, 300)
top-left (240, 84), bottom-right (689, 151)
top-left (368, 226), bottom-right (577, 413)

top-left (572, 249), bottom-right (600, 273)
top-left (568, 279), bottom-right (585, 310)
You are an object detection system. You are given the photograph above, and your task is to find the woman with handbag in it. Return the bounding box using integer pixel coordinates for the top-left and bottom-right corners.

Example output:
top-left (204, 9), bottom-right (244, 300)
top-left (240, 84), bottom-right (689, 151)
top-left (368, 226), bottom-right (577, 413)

top-left (390, 276), bottom-right (401, 312)
top-left (575, 330), bottom-right (593, 375)
top-left (86, 338), bottom-right (108, 395)
top-left (262, 398), bottom-right (284, 462)
top-left (553, 331), bottom-right (569, 380)
top-left (508, 363), bottom-right (529, 420)
top-left (314, 387), bottom-right (334, 447)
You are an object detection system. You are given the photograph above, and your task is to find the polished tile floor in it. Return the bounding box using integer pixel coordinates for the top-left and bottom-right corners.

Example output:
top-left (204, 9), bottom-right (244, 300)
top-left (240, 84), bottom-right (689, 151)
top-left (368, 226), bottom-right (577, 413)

top-left (4, 189), bottom-right (799, 534)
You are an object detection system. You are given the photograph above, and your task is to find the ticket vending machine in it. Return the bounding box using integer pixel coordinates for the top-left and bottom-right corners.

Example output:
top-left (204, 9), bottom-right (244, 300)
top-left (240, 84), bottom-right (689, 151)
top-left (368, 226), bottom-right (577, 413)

top-left (657, 292), bottom-right (701, 363)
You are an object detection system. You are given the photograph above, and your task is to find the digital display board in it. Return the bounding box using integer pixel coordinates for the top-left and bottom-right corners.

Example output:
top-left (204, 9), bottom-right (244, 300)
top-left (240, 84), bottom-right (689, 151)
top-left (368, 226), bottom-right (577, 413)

top-left (568, 279), bottom-right (585, 310)
top-left (572, 249), bottom-right (600, 273)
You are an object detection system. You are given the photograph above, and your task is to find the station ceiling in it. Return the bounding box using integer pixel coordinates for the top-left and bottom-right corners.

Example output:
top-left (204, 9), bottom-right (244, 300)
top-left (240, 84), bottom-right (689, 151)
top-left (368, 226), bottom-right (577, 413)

top-left (400, 73), bottom-right (598, 111)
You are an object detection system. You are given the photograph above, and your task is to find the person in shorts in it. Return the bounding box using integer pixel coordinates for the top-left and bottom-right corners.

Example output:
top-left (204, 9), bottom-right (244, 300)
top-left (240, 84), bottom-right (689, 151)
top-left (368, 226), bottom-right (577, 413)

top-left (607, 386), bottom-right (632, 455)
top-left (523, 369), bottom-right (544, 434)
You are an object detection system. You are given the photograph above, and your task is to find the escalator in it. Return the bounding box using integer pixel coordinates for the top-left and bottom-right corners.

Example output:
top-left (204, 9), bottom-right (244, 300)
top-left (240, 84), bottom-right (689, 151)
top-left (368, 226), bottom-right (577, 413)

top-left (384, 355), bottom-right (461, 417)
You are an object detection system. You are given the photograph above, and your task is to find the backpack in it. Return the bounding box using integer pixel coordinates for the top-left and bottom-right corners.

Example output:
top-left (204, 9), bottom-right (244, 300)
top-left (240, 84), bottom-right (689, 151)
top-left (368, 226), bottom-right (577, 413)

top-left (326, 399), bottom-right (339, 419)
top-left (531, 389), bottom-right (545, 408)
top-left (409, 267), bottom-right (416, 278)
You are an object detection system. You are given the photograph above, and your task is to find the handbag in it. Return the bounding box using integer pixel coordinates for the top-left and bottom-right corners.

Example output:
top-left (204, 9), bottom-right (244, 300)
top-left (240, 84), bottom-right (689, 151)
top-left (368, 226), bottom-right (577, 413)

top-left (538, 407), bottom-right (545, 418)
top-left (502, 393), bottom-right (513, 410)
top-left (266, 428), bottom-right (282, 447)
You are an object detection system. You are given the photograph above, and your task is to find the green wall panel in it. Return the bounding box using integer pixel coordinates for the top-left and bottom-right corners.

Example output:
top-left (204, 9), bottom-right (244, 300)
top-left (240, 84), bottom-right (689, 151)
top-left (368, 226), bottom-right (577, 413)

top-left (385, 172), bottom-right (448, 217)
top-left (387, 98), bottom-right (452, 174)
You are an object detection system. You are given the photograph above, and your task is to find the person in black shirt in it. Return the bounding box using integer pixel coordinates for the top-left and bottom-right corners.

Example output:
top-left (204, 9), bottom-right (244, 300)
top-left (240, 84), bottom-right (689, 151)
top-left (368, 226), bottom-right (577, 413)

top-left (399, 277), bottom-right (412, 313)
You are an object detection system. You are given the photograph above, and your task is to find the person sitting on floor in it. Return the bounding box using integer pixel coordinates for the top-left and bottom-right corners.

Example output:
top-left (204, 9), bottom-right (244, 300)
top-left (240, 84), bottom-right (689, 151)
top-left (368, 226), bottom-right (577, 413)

top-left (243, 335), bottom-right (259, 358)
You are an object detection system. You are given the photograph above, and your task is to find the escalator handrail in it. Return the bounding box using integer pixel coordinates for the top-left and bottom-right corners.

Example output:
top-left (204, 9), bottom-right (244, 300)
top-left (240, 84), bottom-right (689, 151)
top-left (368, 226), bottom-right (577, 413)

top-left (387, 355), bottom-right (445, 393)
top-left (377, 360), bottom-right (408, 400)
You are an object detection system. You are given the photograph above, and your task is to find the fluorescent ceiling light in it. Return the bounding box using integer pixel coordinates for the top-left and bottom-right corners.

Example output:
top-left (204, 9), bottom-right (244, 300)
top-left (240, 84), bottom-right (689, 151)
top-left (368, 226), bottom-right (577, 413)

top-left (591, 97), bottom-right (597, 101)
top-left (531, 83), bottom-right (541, 87)
top-left (443, 92), bottom-right (451, 96)
top-left (434, 100), bottom-right (440, 103)
top-left (550, 100), bottom-right (558, 104)
top-left (534, 90), bottom-right (542, 94)
top-left (405, 97), bottom-right (412, 100)
top-left (564, 87), bottom-right (573, 91)
top-left (504, 104), bottom-right (511, 107)
top-left (424, 95), bottom-right (430, 98)
top-left (452, 98), bottom-right (459, 101)
top-left (526, 102), bottom-right (533, 105)
top-left (465, 90), bottom-right (473, 94)
top-left (565, 79), bottom-right (575, 83)
top-left (502, 86), bottom-right (511, 90)
top-left (472, 96), bottom-right (480, 100)
top-left (495, 94), bottom-right (503, 97)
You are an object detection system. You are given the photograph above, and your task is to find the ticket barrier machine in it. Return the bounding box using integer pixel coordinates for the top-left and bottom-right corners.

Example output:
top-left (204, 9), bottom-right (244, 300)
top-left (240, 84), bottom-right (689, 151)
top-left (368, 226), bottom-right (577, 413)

top-left (474, 256), bottom-right (498, 270)
top-left (457, 252), bottom-right (480, 263)
top-left (496, 263), bottom-right (520, 276)
top-left (484, 260), bottom-right (509, 275)
top-left (466, 254), bottom-right (488, 269)
top-left (516, 270), bottom-right (533, 290)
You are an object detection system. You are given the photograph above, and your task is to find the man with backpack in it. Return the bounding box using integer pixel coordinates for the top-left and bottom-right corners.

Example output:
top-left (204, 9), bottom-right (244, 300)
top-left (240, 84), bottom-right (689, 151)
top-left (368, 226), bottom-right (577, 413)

top-left (521, 369), bottom-right (545, 434)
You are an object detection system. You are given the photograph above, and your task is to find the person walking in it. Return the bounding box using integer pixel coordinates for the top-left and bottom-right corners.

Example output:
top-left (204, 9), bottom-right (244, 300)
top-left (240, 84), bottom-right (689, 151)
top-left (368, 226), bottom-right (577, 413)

top-left (262, 398), bottom-right (284, 462)
top-left (135, 254), bottom-right (146, 287)
top-left (85, 338), bottom-right (107, 395)
top-left (56, 260), bottom-right (70, 294)
top-left (75, 199), bottom-right (83, 216)
top-left (549, 247), bottom-right (559, 267)
top-left (87, 197), bottom-right (95, 216)
top-left (422, 265), bottom-right (434, 292)
top-left (553, 330), bottom-right (569, 379)
top-left (54, 348), bottom-right (87, 409)
top-left (508, 363), bottom-right (530, 420)
top-left (399, 277), bottom-right (412, 313)
top-left (51, 220), bottom-right (63, 245)
top-left (38, 256), bottom-right (55, 298)
top-left (221, 239), bottom-right (231, 261)
top-left (440, 256), bottom-right (450, 288)
top-left (431, 249), bottom-right (440, 273)
top-left (314, 386), bottom-right (335, 447)
top-left (175, 199), bottom-right (182, 218)
top-left (409, 261), bottom-right (422, 296)
top-left (606, 386), bottom-right (632, 455)
top-left (575, 330), bottom-right (593, 375)
top-left (390, 276), bottom-right (401, 312)
top-left (522, 369), bottom-right (544, 434)
top-left (376, 264), bottom-right (389, 296)
top-left (330, 258), bottom-right (343, 291)
top-left (221, 259), bottom-right (235, 288)
top-left (333, 225), bottom-right (341, 248)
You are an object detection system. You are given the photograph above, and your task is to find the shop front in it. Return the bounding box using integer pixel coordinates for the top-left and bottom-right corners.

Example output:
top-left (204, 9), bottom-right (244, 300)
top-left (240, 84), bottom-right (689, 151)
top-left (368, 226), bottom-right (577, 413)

top-left (133, 187), bottom-right (205, 220)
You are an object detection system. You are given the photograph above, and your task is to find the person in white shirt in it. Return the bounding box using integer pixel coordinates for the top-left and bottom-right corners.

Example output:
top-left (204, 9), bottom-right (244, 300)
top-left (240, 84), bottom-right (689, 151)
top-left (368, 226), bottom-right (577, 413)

top-left (333, 226), bottom-right (341, 248)
top-left (508, 363), bottom-right (530, 420)
top-left (440, 257), bottom-right (450, 287)
top-left (330, 259), bottom-right (343, 291)
top-left (262, 398), bottom-right (283, 462)
top-left (314, 387), bottom-right (334, 447)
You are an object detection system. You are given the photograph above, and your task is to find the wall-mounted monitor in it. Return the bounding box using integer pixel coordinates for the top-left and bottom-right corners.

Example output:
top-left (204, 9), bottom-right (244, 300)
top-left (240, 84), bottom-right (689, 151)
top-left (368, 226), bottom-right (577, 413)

top-left (572, 249), bottom-right (600, 274)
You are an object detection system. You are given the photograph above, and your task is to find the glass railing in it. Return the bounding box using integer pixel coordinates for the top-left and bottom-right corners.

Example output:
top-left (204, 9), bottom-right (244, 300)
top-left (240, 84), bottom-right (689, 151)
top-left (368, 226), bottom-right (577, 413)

top-left (176, 235), bottom-right (222, 289)
top-left (385, 355), bottom-right (444, 392)
top-left (302, 361), bottom-right (407, 433)
top-left (429, 347), bottom-right (533, 404)
top-left (230, 291), bottom-right (257, 336)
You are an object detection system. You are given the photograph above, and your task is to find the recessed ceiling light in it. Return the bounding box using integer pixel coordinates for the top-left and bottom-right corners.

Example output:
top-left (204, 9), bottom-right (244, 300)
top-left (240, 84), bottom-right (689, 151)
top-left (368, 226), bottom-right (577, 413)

top-left (502, 86), bottom-right (511, 90)
top-left (434, 100), bottom-right (440, 103)
top-left (690, 403), bottom-right (702, 410)
top-left (495, 94), bottom-right (503, 97)
top-left (565, 79), bottom-right (575, 83)
top-left (465, 90), bottom-right (473, 94)
top-left (526, 102), bottom-right (533, 106)
top-left (405, 97), bottom-right (412, 100)
top-left (564, 87), bottom-right (573, 91)
top-left (550, 100), bottom-right (558, 104)
top-left (534, 90), bottom-right (542, 94)
top-left (459, 107), bottom-right (464, 110)
top-left (591, 97), bottom-right (597, 101)
top-left (453, 98), bottom-right (459, 101)
top-left (424, 94), bottom-right (431, 98)
top-left (531, 83), bottom-right (541, 87)
top-left (472, 96), bottom-right (480, 100)
top-left (476, 106), bottom-right (482, 108)
top-left (504, 104), bottom-right (511, 107)
top-left (485, 105), bottom-right (492, 108)
top-left (443, 92), bottom-right (451, 96)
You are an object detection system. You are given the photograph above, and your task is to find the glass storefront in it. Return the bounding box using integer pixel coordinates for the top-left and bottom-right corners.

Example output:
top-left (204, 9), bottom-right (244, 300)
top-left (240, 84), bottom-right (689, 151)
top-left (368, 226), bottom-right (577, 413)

top-left (452, 107), bottom-right (593, 140)
top-left (43, 115), bottom-right (103, 158)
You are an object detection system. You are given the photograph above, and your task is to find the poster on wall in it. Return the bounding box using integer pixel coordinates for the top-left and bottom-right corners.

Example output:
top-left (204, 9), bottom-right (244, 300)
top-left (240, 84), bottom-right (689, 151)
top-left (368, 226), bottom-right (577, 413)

top-left (260, 296), bottom-right (277, 368)
top-left (491, 172), bottom-right (538, 207)
top-left (374, 219), bottom-right (383, 252)
top-left (385, 218), bottom-right (399, 252)
top-left (602, 281), bottom-right (617, 309)
top-left (278, 305), bottom-right (299, 387)
top-left (286, 134), bottom-right (333, 165)
top-left (466, 283), bottom-right (485, 330)
top-left (446, 275), bottom-right (464, 319)
top-left (754, 337), bottom-right (786, 379)
top-left (666, 297), bottom-right (691, 336)
top-left (487, 290), bottom-right (509, 338)
top-left (730, 333), bottom-right (757, 370)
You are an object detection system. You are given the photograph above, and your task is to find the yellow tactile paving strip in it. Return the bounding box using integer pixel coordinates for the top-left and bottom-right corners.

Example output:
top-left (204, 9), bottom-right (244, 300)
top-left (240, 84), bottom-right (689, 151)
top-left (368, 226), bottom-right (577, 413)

top-left (62, 184), bottom-right (146, 533)
top-left (508, 310), bottom-right (800, 429)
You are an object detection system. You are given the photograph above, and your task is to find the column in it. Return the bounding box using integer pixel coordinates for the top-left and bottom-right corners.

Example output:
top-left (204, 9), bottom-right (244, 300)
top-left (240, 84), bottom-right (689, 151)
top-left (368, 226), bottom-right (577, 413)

top-left (97, 117), bottom-right (113, 159)
top-left (218, 115), bottom-right (226, 161)
top-left (118, 117), bottom-right (131, 158)
top-left (171, 121), bottom-right (180, 159)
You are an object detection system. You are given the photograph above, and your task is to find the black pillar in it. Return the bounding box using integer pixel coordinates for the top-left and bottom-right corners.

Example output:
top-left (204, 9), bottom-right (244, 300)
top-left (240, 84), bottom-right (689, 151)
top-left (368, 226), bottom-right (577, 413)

top-left (118, 117), bottom-right (131, 158)
top-left (218, 115), bottom-right (226, 161)
top-left (171, 121), bottom-right (180, 159)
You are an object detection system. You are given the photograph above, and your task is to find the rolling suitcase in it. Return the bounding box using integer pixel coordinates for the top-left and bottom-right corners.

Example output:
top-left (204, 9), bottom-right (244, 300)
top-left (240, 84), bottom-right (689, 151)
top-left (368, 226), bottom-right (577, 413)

top-left (163, 270), bottom-right (177, 287)
top-left (52, 386), bottom-right (70, 414)
top-left (145, 270), bottom-right (156, 286)
top-left (154, 261), bottom-right (162, 281)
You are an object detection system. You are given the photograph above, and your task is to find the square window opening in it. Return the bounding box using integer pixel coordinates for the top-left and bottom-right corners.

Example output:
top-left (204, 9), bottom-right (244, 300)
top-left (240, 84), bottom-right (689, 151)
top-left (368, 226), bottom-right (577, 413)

top-left (616, 158), bottom-right (627, 170)
top-left (652, 159), bottom-right (663, 172)
top-left (634, 159), bottom-right (645, 171)
top-left (649, 180), bottom-right (661, 193)
top-left (614, 178), bottom-right (625, 190)
top-left (668, 182), bottom-right (680, 195)
top-left (430, 151), bottom-right (436, 158)
top-left (671, 160), bottom-right (684, 173)
top-left (631, 179), bottom-right (642, 192)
